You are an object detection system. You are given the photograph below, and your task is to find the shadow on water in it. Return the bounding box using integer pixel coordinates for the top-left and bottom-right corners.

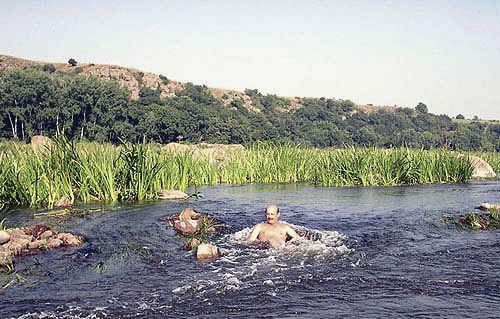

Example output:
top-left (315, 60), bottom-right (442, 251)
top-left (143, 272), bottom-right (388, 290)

top-left (1, 180), bottom-right (500, 318)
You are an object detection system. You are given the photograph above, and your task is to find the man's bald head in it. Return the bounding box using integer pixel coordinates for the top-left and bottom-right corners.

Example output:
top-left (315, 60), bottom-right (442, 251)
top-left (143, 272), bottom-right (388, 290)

top-left (265, 204), bottom-right (280, 225)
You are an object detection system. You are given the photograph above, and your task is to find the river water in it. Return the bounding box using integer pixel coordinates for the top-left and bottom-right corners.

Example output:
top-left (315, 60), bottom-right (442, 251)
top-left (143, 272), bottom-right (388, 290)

top-left (1, 181), bottom-right (500, 318)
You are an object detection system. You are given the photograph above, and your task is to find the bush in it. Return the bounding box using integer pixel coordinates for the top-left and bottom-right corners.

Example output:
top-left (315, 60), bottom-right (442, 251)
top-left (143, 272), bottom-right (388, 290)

top-left (42, 64), bottom-right (56, 73)
top-left (159, 74), bottom-right (170, 85)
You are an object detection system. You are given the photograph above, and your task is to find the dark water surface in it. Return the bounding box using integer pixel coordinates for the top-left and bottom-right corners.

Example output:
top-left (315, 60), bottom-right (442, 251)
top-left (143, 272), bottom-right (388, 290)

top-left (1, 181), bottom-right (500, 318)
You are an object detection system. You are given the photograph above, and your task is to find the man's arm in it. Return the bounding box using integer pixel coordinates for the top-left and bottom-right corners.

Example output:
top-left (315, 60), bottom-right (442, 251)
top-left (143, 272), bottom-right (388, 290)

top-left (286, 225), bottom-right (301, 240)
top-left (246, 224), bottom-right (262, 242)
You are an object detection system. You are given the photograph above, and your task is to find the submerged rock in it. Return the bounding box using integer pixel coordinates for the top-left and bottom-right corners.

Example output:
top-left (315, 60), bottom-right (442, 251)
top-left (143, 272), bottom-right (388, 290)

top-left (158, 189), bottom-right (188, 200)
top-left (196, 243), bottom-right (220, 260)
top-left (0, 230), bottom-right (10, 244)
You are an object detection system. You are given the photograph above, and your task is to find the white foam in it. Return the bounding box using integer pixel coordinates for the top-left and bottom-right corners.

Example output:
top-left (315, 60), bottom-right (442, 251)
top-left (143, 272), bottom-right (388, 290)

top-left (172, 223), bottom-right (352, 299)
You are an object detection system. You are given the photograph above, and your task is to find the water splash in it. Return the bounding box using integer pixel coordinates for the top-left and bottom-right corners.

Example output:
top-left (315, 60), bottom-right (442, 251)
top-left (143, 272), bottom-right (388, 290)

top-left (171, 223), bottom-right (352, 300)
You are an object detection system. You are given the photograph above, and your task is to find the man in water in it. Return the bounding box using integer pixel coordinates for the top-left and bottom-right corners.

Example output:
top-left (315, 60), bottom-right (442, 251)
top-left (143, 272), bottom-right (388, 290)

top-left (246, 204), bottom-right (301, 248)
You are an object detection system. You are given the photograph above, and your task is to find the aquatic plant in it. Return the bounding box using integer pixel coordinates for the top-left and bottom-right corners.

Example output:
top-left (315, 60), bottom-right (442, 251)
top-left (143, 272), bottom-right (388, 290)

top-left (186, 216), bottom-right (220, 244)
top-left (0, 140), bottom-right (476, 210)
top-left (457, 211), bottom-right (500, 230)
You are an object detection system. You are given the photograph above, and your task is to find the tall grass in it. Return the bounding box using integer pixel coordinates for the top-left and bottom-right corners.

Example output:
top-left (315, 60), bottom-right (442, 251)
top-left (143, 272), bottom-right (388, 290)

top-left (0, 139), bottom-right (478, 210)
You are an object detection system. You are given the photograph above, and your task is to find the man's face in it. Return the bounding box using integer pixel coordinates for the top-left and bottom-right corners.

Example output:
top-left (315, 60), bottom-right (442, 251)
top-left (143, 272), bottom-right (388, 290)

top-left (266, 206), bottom-right (280, 225)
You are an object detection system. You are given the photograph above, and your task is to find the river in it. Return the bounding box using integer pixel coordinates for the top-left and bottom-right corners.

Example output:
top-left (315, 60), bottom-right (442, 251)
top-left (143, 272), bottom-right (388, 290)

top-left (1, 181), bottom-right (499, 318)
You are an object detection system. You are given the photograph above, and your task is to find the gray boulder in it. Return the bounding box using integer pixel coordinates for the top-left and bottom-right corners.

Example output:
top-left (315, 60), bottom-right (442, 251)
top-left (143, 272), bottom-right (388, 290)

top-left (158, 189), bottom-right (188, 200)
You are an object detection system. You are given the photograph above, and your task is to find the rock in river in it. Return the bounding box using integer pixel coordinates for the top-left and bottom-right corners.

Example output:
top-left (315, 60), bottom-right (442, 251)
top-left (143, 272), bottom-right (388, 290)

top-left (158, 189), bottom-right (188, 200)
top-left (0, 230), bottom-right (10, 244)
top-left (196, 243), bottom-right (220, 260)
top-left (167, 207), bottom-right (202, 235)
top-left (479, 203), bottom-right (500, 211)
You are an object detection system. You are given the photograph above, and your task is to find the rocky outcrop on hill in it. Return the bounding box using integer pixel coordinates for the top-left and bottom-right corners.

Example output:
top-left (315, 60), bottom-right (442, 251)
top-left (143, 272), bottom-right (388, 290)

top-left (0, 54), bottom-right (358, 114)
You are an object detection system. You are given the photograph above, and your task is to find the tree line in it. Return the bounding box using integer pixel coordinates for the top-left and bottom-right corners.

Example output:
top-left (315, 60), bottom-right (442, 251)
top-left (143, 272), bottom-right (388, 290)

top-left (1, 67), bottom-right (499, 151)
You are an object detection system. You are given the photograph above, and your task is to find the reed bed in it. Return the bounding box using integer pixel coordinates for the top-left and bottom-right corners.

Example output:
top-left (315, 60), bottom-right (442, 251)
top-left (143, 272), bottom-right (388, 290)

top-left (0, 140), bottom-right (476, 210)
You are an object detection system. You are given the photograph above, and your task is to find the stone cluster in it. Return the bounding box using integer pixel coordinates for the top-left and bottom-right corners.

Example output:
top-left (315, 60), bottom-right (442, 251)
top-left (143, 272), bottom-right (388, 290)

top-left (0, 224), bottom-right (83, 268)
top-left (164, 208), bottom-right (222, 260)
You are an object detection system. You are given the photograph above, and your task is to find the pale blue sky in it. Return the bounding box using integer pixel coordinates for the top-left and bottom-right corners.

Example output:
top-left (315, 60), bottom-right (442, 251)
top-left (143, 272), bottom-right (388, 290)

top-left (1, 0), bottom-right (499, 119)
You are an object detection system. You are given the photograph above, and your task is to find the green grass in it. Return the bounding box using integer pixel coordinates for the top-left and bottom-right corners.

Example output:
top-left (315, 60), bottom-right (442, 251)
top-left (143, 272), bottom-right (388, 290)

top-left (0, 139), bottom-right (478, 210)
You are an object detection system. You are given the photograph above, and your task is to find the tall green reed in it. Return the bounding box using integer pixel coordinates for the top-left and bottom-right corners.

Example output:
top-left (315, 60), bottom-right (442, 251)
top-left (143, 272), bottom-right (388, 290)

top-left (0, 140), bottom-right (476, 210)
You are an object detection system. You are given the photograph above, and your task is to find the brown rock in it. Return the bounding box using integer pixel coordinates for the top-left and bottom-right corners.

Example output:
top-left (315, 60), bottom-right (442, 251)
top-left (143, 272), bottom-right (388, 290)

top-left (24, 224), bottom-right (51, 238)
top-left (31, 135), bottom-right (53, 152)
top-left (46, 238), bottom-right (63, 249)
top-left (184, 238), bottom-right (201, 251)
top-left (40, 230), bottom-right (54, 240)
top-left (57, 233), bottom-right (83, 246)
top-left (158, 189), bottom-right (188, 200)
top-left (0, 247), bottom-right (13, 267)
top-left (196, 243), bottom-right (220, 260)
top-left (54, 197), bottom-right (74, 208)
top-left (173, 220), bottom-right (200, 236)
top-left (0, 230), bottom-right (10, 244)
top-left (4, 232), bottom-right (32, 255)
top-left (28, 239), bottom-right (48, 250)
top-left (178, 208), bottom-right (201, 221)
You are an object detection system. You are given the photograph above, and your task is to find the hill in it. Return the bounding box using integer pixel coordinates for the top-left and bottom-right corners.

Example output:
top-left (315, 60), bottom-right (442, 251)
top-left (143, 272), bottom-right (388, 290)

top-left (0, 54), bottom-right (397, 115)
top-left (0, 54), bottom-right (499, 151)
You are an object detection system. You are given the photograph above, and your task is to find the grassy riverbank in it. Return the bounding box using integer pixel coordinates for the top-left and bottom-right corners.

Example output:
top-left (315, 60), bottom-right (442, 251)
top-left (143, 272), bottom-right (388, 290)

top-left (0, 140), bottom-right (479, 211)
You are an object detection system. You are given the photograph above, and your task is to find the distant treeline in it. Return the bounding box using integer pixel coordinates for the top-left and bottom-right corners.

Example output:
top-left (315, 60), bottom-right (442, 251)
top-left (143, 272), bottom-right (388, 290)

top-left (1, 67), bottom-right (499, 151)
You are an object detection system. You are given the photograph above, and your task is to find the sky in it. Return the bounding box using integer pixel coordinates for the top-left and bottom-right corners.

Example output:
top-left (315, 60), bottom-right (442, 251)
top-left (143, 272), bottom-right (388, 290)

top-left (1, 0), bottom-right (499, 119)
